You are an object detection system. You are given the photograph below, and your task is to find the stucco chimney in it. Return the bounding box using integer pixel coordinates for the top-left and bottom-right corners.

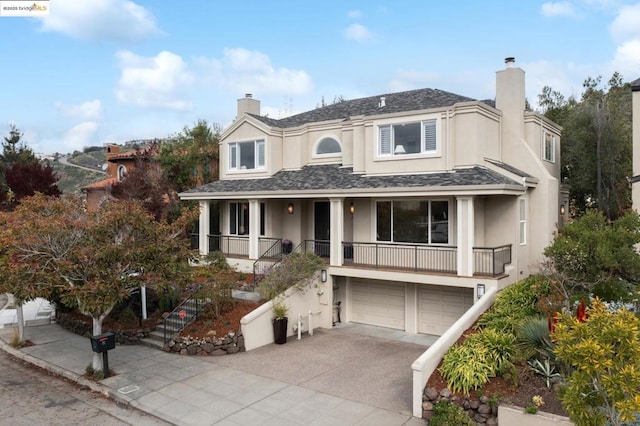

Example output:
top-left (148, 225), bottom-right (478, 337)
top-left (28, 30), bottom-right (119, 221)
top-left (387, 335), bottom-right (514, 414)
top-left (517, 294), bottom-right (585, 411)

top-left (237, 93), bottom-right (261, 118)
top-left (631, 78), bottom-right (640, 211)
top-left (496, 56), bottom-right (526, 141)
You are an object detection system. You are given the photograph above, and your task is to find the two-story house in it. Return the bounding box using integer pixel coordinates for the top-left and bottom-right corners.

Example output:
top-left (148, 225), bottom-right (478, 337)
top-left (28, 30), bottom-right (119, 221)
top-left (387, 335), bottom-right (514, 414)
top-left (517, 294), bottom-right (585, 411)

top-left (180, 58), bottom-right (568, 336)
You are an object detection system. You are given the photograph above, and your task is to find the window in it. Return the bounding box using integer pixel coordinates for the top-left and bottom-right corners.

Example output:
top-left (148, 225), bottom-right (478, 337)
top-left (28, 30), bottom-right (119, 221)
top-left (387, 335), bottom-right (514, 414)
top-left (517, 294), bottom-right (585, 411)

top-left (117, 165), bottom-right (126, 181)
top-left (315, 137), bottom-right (341, 155)
top-left (543, 131), bottom-right (555, 162)
top-left (519, 198), bottom-right (526, 245)
top-left (378, 119), bottom-right (438, 157)
top-left (229, 140), bottom-right (265, 170)
top-left (229, 202), bottom-right (249, 235)
top-left (376, 200), bottom-right (449, 244)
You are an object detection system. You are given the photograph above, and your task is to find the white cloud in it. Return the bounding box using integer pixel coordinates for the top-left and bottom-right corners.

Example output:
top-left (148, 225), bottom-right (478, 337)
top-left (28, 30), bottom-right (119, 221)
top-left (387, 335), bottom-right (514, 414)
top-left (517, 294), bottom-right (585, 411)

top-left (115, 50), bottom-right (193, 110)
top-left (610, 39), bottom-right (640, 79)
top-left (55, 100), bottom-right (103, 120)
top-left (541, 2), bottom-right (577, 17)
top-left (63, 122), bottom-right (98, 151)
top-left (195, 48), bottom-right (313, 96)
top-left (347, 10), bottom-right (362, 19)
top-left (389, 70), bottom-right (440, 92)
top-left (344, 23), bottom-right (373, 42)
top-left (610, 3), bottom-right (640, 42)
top-left (40, 0), bottom-right (159, 43)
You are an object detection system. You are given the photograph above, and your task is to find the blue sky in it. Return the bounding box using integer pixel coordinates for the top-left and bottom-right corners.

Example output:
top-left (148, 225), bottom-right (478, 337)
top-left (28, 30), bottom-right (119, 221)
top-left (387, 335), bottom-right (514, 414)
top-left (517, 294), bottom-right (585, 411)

top-left (1, 0), bottom-right (639, 155)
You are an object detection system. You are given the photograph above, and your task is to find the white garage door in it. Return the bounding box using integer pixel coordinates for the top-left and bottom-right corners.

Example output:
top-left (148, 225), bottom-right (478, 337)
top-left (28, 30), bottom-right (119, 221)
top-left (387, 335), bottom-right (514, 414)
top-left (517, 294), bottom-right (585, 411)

top-left (419, 285), bottom-right (474, 335)
top-left (351, 280), bottom-right (405, 330)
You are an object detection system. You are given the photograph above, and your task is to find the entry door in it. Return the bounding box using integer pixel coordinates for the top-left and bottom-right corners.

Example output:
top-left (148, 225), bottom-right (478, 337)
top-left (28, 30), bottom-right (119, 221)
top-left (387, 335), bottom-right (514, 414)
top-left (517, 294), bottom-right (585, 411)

top-left (314, 201), bottom-right (330, 258)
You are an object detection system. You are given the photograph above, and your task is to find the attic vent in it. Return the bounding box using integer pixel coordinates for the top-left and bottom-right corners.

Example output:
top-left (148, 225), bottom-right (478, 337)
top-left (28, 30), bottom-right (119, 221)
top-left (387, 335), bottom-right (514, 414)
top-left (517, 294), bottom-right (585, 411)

top-left (378, 96), bottom-right (386, 108)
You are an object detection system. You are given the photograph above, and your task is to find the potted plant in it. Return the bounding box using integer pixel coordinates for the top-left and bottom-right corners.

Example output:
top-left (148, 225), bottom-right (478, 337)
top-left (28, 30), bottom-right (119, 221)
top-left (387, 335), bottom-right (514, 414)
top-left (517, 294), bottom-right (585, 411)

top-left (272, 301), bottom-right (288, 344)
top-left (282, 239), bottom-right (293, 254)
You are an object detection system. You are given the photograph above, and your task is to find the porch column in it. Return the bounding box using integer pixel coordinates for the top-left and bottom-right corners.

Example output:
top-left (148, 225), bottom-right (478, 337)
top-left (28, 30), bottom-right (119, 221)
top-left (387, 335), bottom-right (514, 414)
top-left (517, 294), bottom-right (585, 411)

top-left (329, 198), bottom-right (345, 266)
top-left (249, 199), bottom-right (260, 259)
top-left (456, 196), bottom-right (474, 277)
top-left (198, 201), bottom-right (210, 256)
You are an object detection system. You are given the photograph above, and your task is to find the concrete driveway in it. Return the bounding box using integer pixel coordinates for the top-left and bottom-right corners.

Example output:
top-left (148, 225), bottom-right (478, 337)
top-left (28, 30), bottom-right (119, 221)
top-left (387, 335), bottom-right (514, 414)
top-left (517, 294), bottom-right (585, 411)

top-left (208, 324), bottom-right (436, 415)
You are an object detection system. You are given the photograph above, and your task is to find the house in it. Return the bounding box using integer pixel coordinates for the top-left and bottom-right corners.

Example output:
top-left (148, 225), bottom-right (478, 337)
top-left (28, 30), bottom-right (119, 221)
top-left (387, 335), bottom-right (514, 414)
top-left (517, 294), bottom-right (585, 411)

top-left (82, 143), bottom-right (156, 211)
top-left (180, 58), bottom-right (568, 337)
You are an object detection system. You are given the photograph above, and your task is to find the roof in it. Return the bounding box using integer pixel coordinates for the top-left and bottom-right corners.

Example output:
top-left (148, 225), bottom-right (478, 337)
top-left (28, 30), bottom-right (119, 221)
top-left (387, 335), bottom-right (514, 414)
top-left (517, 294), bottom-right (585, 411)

top-left (180, 164), bottom-right (523, 198)
top-left (249, 88), bottom-right (490, 128)
top-left (485, 158), bottom-right (532, 178)
top-left (82, 177), bottom-right (117, 191)
top-left (632, 77), bottom-right (640, 92)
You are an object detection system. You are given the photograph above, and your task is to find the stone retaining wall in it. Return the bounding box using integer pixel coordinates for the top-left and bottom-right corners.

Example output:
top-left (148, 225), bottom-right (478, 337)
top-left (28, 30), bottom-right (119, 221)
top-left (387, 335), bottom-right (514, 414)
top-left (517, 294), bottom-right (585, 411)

top-left (422, 387), bottom-right (498, 425)
top-left (164, 333), bottom-right (245, 355)
top-left (55, 312), bottom-right (151, 344)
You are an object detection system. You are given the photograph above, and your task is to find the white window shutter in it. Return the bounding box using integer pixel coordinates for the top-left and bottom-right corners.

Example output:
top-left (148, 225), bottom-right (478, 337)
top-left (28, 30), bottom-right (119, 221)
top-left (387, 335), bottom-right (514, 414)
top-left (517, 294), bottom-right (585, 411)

top-left (423, 120), bottom-right (437, 152)
top-left (379, 126), bottom-right (391, 155)
top-left (257, 140), bottom-right (265, 167)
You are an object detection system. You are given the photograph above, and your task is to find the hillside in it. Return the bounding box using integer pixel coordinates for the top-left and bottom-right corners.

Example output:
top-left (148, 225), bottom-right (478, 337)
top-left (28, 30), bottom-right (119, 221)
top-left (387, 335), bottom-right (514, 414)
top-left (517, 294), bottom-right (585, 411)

top-left (50, 159), bottom-right (105, 194)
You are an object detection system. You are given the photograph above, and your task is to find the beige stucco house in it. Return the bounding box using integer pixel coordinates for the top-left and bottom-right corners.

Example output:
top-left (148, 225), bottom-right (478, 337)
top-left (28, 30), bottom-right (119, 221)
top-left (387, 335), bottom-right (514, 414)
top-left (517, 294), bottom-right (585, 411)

top-left (180, 58), bottom-right (567, 337)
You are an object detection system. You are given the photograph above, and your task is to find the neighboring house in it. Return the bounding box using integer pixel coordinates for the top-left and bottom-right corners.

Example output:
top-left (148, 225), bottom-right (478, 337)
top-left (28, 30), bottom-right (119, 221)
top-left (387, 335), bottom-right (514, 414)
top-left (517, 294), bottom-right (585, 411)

top-left (180, 58), bottom-right (568, 336)
top-left (631, 78), bottom-right (640, 211)
top-left (82, 144), bottom-right (153, 211)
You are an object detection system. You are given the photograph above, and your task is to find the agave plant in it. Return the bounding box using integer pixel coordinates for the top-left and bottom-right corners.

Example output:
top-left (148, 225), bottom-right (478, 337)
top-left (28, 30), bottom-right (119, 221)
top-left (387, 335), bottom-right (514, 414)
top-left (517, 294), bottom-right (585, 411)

top-left (527, 358), bottom-right (561, 388)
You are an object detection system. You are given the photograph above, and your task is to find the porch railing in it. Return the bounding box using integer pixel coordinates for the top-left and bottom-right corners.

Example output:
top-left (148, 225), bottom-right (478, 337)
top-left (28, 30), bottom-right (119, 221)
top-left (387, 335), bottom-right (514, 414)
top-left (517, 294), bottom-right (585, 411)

top-left (253, 239), bottom-right (284, 286)
top-left (207, 235), bottom-right (249, 257)
top-left (473, 244), bottom-right (512, 276)
top-left (346, 241), bottom-right (458, 274)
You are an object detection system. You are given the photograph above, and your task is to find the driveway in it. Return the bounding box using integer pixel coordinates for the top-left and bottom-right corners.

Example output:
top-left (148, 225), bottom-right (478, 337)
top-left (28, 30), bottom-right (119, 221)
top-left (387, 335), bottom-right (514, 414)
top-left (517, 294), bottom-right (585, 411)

top-left (208, 324), bottom-right (434, 415)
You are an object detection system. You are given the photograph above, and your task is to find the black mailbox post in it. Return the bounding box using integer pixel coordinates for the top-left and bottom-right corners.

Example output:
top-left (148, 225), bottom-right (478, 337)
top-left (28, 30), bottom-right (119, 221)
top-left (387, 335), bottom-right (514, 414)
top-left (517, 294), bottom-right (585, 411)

top-left (89, 332), bottom-right (115, 377)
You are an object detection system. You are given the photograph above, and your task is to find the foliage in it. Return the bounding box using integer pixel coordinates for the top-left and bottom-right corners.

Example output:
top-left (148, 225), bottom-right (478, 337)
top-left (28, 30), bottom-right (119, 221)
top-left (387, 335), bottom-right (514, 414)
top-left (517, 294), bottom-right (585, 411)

top-left (476, 276), bottom-right (550, 333)
top-left (429, 400), bottom-right (475, 426)
top-left (0, 193), bottom-right (195, 367)
top-left (439, 337), bottom-right (494, 395)
top-left (543, 210), bottom-right (640, 302)
top-left (256, 252), bottom-right (324, 300)
top-left (273, 301), bottom-right (288, 319)
top-left (194, 265), bottom-right (237, 319)
top-left (539, 73), bottom-right (632, 219)
top-left (516, 316), bottom-right (555, 360)
top-left (528, 359), bottom-right (561, 388)
top-left (159, 120), bottom-right (220, 193)
top-left (554, 299), bottom-right (640, 426)
top-left (467, 328), bottom-right (516, 375)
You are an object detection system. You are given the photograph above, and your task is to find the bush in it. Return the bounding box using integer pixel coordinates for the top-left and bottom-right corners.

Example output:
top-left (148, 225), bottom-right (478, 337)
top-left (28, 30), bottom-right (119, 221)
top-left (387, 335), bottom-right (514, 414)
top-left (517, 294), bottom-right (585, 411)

top-left (256, 252), bottom-right (324, 300)
top-left (439, 339), bottom-right (493, 395)
top-left (476, 276), bottom-right (550, 333)
top-left (429, 400), bottom-right (475, 426)
top-left (516, 315), bottom-right (555, 361)
top-left (467, 328), bottom-right (516, 375)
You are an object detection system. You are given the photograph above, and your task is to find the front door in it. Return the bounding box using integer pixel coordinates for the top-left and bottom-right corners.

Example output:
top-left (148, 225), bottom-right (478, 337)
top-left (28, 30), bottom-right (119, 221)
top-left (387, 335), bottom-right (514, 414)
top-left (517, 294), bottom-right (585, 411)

top-left (314, 201), bottom-right (330, 258)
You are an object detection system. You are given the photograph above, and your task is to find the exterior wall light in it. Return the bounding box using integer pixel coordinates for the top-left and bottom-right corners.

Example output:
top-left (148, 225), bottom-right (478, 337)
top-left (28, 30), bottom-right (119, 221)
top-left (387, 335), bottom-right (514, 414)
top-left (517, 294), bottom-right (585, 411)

top-left (349, 202), bottom-right (355, 215)
top-left (560, 204), bottom-right (565, 215)
top-left (321, 269), bottom-right (327, 282)
top-left (477, 283), bottom-right (485, 299)
top-left (287, 203), bottom-right (294, 215)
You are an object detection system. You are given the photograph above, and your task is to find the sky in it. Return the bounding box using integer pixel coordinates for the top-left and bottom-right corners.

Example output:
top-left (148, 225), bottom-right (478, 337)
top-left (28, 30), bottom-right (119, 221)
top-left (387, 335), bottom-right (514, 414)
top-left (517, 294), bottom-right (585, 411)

top-left (1, 0), bottom-right (639, 155)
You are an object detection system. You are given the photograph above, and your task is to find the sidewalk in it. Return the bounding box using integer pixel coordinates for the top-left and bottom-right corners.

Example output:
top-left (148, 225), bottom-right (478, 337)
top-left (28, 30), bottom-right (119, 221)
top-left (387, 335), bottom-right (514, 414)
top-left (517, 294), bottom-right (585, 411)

top-left (0, 324), bottom-right (426, 426)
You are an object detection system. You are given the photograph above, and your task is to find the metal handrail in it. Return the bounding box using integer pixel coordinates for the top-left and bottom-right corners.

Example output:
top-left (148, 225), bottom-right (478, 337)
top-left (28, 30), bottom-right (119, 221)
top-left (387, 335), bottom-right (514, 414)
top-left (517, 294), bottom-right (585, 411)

top-left (252, 239), bottom-right (284, 286)
top-left (163, 289), bottom-right (202, 344)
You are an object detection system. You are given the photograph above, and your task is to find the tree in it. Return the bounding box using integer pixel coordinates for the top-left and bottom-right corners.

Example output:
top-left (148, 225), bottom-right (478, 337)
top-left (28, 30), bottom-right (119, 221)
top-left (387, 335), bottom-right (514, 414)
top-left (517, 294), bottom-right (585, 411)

top-left (159, 120), bottom-right (220, 193)
top-left (1, 123), bottom-right (35, 166)
top-left (543, 210), bottom-right (640, 303)
top-left (554, 299), bottom-right (640, 426)
top-left (0, 193), bottom-right (196, 369)
top-left (540, 74), bottom-right (632, 219)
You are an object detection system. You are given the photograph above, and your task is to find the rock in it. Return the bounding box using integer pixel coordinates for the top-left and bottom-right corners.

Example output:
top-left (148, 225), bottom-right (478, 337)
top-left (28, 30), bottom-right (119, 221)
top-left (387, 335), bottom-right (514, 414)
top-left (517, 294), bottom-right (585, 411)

top-left (439, 388), bottom-right (452, 398)
top-left (422, 401), bottom-right (434, 411)
top-left (479, 395), bottom-right (489, 404)
top-left (474, 413), bottom-right (487, 423)
top-left (211, 349), bottom-right (226, 356)
top-left (179, 348), bottom-right (187, 355)
top-left (486, 418), bottom-right (498, 426)
top-left (478, 404), bottom-right (492, 415)
top-left (470, 400), bottom-right (480, 410)
top-left (201, 343), bottom-right (214, 353)
top-left (422, 410), bottom-right (434, 422)
top-left (226, 346), bottom-right (240, 354)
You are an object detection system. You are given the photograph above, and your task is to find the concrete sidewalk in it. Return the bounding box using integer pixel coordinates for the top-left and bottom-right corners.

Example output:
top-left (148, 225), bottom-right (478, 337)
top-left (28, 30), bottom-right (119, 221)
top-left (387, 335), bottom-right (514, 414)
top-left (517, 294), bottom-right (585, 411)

top-left (0, 324), bottom-right (427, 425)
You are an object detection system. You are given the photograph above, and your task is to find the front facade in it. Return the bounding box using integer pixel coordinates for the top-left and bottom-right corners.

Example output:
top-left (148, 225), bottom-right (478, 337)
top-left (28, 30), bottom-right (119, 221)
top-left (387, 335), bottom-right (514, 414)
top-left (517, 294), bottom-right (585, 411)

top-left (180, 58), bottom-right (567, 336)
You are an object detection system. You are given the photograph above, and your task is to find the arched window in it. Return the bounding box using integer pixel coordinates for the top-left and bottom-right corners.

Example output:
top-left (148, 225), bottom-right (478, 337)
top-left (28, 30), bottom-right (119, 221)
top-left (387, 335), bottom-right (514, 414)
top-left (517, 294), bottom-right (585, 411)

top-left (315, 137), bottom-right (341, 155)
top-left (117, 165), bottom-right (127, 181)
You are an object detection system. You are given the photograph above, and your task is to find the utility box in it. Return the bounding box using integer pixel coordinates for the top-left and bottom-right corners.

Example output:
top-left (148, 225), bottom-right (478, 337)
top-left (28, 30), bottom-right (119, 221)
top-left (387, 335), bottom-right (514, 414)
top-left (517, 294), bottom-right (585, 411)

top-left (90, 332), bottom-right (115, 353)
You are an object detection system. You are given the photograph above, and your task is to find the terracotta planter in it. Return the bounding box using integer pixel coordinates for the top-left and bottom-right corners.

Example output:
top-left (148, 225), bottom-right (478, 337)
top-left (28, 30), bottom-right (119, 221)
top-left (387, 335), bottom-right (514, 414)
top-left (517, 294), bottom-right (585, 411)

top-left (273, 317), bottom-right (288, 344)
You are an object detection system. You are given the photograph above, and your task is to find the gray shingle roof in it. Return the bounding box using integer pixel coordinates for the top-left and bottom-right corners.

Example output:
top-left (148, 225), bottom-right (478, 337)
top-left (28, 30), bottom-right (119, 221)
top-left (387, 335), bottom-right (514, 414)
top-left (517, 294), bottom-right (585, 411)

top-left (182, 164), bottom-right (522, 196)
top-left (249, 88), bottom-right (485, 128)
top-left (632, 77), bottom-right (640, 92)
top-left (485, 158), bottom-right (532, 178)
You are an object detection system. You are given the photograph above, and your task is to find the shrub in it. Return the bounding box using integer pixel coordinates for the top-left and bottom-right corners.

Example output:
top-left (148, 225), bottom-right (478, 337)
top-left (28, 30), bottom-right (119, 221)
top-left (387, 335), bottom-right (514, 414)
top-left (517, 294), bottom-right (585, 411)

top-left (429, 400), bottom-right (475, 426)
top-left (554, 298), bottom-right (640, 426)
top-left (516, 315), bottom-right (555, 360)
top-left (476, 276), bottom-right (550, 333)
top-left (256, 252), bottom-right (324, 300)
top-left (467, 328), bottom-right (516, 375)
top-left (439, 340), bottom-right (493, 395)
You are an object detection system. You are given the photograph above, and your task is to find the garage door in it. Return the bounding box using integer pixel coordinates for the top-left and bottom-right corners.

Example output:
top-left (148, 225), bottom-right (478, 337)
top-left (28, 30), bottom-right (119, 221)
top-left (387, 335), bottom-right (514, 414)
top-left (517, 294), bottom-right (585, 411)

top-left (419, 285), bottom-right (473, 335)
top-left (351, 280), bottom-right (405, 330)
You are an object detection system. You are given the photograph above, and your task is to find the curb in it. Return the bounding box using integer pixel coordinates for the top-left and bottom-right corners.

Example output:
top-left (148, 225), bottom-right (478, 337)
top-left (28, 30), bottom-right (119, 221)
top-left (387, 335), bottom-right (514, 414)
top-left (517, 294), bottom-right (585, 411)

top-left (0, 338), bottom-right (165, 423)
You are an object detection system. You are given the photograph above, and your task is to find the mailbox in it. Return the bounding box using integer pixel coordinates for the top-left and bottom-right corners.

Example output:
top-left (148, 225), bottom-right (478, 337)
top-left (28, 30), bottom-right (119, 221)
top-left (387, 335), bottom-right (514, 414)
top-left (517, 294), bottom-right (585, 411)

top-left (90, 332), bottom-right (116, 353)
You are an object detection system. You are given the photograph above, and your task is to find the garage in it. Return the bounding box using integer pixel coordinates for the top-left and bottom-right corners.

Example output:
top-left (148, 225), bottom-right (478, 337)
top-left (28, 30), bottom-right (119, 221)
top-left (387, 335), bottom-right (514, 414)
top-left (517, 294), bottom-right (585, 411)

top-left (350, 279), bottom-right (405, 330)
top-left (418, 285), bottom-right (474, 335)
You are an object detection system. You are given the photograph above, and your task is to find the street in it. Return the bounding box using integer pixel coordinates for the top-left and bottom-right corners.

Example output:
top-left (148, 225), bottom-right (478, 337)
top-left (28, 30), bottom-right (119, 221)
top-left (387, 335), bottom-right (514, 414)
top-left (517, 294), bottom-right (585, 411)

top-left (0, 350), bottom-right (169, 425)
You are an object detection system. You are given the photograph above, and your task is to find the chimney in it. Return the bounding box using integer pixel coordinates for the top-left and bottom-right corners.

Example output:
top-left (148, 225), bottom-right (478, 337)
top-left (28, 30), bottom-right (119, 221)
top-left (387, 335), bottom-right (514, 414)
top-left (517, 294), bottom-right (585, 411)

top-left (237, 93), bottom-right (261, 118)
top-left (379, 96), bottom-right (386, 108)
top-left (496, 56), bottom-right (526, 140)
